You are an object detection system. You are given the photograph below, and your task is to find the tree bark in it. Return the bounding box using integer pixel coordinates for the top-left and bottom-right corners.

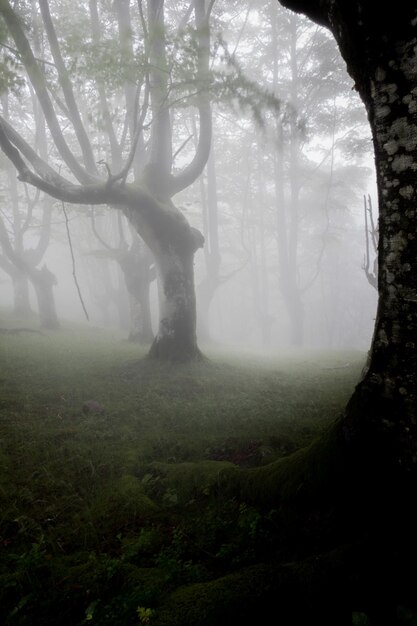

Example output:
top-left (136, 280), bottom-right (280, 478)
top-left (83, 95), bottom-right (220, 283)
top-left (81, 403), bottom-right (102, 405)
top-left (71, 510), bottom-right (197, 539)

top-left (175, 4), bottom-right (417, 621)
top-left (124, 190), bottom-right (204, 361)
top-left (341, 19), bottom-right (417, 469)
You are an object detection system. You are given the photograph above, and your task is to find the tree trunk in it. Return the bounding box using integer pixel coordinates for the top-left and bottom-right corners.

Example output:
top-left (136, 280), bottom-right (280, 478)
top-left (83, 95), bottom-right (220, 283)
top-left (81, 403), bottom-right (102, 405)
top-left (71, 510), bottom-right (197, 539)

top-left (167, 5), bottom-right (417, 621)
top-left (148, 241), bottom-right (203, 361)
top-left (30, 265), bottom-right (60, 330)
top-left (124, 191), bottom-right (204, 362)
top-left (341, 36), bottom-right (417, 469)
top-left (11, 271), bottom-right (32, 317)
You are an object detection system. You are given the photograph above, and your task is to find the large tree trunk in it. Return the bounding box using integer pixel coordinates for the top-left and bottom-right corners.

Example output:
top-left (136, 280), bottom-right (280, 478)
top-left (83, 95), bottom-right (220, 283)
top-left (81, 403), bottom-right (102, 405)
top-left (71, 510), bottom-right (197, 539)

top-left (238, 0), bottom-right (417, 616)
top-left (148, 237), bottom-right (203, 361)
top-left (319, 4), bottom-right (417, 468)
top-left (124, 191), bottom-right (204, 361)
top-left (153, 4), bottom-right (417, 622)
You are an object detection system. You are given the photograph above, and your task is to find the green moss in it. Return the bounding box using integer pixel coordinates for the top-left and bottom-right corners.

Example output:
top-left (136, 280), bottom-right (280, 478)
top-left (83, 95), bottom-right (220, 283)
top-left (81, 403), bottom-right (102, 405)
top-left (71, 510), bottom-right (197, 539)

top-left (0, 310), bottom-right (370, 624)
top-left (145, 460), bottom-right (236, 504)
top-left (87, 475), bottom-right (159, 531)
top-left (218, 418), bottom-right (347, 509)
top-left (154, 547), bottom-right (355, 626)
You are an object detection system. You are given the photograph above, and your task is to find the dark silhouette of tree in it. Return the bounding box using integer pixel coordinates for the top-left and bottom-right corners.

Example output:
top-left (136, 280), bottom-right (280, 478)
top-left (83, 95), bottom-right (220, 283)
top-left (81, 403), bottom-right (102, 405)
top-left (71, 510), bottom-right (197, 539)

top-left (276, 0), bottom-right (417, 475)
top-left (152, 3), bottom-right (417, 623)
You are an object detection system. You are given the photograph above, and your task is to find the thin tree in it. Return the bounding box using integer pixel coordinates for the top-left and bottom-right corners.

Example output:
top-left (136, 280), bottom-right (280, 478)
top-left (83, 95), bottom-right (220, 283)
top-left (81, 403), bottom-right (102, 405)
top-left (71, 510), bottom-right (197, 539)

top-left (362, 193), bottom-right (378, 290)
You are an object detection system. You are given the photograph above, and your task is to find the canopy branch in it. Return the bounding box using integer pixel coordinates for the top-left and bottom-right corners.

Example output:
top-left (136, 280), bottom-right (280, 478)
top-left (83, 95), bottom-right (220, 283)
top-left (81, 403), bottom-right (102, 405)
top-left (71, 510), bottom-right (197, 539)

top-left (38, 0), bottom-right (98, 175)
top-left (169, 0), bottom-right (212, 196)
top-left (0, 0), bottom-right (95, 184)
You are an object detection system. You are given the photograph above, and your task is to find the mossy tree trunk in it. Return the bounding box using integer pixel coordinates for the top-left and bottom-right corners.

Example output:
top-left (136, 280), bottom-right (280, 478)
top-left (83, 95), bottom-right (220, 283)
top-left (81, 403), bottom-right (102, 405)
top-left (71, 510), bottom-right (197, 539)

top-left (152, 3), bottom-right (417, 622)
top-left (276, 0), bottom-right (417, 468)
top-left (148, 234), bottom-right (203, 361)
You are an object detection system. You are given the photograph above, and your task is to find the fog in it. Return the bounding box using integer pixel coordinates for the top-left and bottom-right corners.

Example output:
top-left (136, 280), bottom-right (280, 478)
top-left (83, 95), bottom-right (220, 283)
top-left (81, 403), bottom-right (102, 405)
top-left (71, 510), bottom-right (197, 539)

top-left (6, 2), bottom-right (413, 623)
top-left (0, 0), bottom-right (378, 354)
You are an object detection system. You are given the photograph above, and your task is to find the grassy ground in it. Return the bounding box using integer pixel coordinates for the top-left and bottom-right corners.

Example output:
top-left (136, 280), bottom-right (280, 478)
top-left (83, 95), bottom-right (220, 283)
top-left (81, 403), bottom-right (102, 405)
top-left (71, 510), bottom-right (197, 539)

top-left (0, 311), bottom-right (365, 625)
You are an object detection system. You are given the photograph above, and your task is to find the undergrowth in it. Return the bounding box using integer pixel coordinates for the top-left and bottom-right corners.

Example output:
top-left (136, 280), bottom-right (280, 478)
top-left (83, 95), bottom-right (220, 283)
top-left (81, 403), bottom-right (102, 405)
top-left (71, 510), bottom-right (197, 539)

top-left (0, 311), bottom-right (364, 625)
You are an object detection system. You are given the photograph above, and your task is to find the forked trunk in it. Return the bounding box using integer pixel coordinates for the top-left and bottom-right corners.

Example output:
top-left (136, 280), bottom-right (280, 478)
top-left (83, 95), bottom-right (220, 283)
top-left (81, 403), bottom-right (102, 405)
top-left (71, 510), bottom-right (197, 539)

top-left (125, 191), bottom-right (204, 362)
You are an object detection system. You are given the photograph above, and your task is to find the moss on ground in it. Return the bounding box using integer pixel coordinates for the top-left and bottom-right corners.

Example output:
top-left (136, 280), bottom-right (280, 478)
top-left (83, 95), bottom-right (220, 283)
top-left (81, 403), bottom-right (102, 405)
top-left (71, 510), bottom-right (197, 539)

top-left (2, 309), bottom-right (386, 625)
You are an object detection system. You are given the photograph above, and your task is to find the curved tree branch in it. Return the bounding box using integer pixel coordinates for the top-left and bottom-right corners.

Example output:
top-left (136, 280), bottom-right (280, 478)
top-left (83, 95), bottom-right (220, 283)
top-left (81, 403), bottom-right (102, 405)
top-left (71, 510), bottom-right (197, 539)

top-left (89, 0), bottom-right (124, 170)
top-left (169, 0), bottom-right (212, 196)
top-left (0, 114), bottom-right (82, 188)
top-left (38, 0), bottom-right (98, 176)
top-left (0, 0), bottom-right (95, 184)
top-left (0, 120), bottom-right (122, 204)
top-left (147, 0), bottom-right (173, 179)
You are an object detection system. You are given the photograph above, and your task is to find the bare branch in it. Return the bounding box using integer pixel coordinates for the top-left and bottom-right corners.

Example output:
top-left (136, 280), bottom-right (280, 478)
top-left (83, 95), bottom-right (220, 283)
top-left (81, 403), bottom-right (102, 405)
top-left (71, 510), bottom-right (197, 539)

top-left (90, 207), bottom-right (115, 251)
top-left (173, 133), bottom-right (194, 162)
top-left (88, 0), bottom-right (123, 169)
top-left (0, 40), bottom-right (56, 67)
top-left (0, 119), bottom-right (120, 205)
top-left (62, 202), bottom-right (89, 321)
top-left (38, 0), bottom-right (98, 175)
top-left (169, 0), bottom-right (212, 196)
top-left (0, 0), bottom-right (95, 184)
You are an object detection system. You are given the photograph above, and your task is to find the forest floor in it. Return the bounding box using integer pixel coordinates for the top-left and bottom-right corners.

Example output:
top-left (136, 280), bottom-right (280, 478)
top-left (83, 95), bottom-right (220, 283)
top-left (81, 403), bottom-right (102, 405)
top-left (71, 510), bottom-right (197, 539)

top-left (0, 310), bottom-right (366, 625)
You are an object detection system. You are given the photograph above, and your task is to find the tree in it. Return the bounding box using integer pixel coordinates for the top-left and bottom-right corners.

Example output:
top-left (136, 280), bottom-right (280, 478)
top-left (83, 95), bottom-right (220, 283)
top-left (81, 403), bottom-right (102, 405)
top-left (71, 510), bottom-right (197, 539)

top-left (151, 3), bottom-right (417, 623)
top-left (247, 0), bottom-right (417, 616)
top-left (0, 90), bottom-right (60, 329)
top-left (0, 0), bottom-right (214, 361)
top-left (362, 193), bottom-right (378, 290)
top-left (276, 0), bottom-right (417, 477)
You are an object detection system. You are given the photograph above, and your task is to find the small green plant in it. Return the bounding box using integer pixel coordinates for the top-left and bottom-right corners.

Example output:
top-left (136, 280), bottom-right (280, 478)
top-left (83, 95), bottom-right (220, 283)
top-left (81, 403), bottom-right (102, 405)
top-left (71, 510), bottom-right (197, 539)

top-left (137, 605), bottom-right (154, 624)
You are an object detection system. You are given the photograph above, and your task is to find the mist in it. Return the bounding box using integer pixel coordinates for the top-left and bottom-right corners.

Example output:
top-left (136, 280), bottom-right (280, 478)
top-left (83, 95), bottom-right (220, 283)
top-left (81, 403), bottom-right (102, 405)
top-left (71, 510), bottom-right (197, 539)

top-left (1, 2), bottom-right (377, 354)
top-left (3, 1), bottom-right (413, 625)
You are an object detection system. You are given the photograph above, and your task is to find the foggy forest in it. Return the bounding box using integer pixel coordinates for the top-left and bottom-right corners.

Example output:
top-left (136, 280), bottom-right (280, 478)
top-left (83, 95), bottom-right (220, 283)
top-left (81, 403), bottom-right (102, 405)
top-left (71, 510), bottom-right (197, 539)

top-left (0, 1), bottom-right (416, 625)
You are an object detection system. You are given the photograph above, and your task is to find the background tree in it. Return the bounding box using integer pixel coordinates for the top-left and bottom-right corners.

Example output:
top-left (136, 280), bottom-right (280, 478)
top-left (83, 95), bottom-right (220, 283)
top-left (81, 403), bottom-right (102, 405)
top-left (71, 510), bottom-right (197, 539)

top-left (89, 208), bottom-right (155, 343)
top-left (0, 0), bottom-right (214, 361)
top-left (362, 193), bottom-right (378, 290)
top-left (183, 1), bottom-right (374, 350)
top-left (0, 88), bottom-right (59, 329)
